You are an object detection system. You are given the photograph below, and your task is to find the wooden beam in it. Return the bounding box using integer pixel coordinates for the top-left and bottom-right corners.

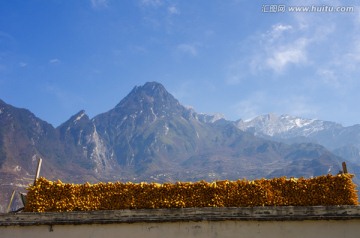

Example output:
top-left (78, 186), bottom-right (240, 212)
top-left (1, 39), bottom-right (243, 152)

top-left (342, 162), bottom-right (348, 174)
top-left (6, 190), bottom-right (16, 213)
top-left (33, 158), bottom-right (42, 186)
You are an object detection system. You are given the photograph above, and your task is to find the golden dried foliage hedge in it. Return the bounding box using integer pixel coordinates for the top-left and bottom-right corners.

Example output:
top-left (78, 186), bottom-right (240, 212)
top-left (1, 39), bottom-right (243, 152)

top-left (24, 174), bottom-right (358, 212)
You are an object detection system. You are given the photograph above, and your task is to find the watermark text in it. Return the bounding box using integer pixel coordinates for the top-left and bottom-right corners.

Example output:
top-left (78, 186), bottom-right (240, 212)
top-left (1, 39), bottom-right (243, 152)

top-left (262, 5), bottom-right (355, 13)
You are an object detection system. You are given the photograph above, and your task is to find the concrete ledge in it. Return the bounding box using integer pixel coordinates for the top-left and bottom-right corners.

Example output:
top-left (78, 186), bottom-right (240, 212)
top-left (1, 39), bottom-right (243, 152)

top-left (1, 206), bottom-right (360, 226)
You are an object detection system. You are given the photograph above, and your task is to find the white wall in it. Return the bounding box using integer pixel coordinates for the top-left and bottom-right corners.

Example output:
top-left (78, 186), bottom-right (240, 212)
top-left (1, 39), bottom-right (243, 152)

top-left (2, 219), bottom-right (360, 238)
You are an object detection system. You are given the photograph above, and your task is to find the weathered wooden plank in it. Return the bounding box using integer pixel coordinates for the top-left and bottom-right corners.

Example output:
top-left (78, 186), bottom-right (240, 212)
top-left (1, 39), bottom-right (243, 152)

top-left (1, 206), bottom-right (360, 226)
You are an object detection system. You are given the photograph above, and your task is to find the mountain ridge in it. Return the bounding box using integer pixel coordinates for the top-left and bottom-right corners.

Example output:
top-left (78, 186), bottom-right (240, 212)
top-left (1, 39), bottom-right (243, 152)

top-left (0, 81), bottom-right (355, 212)
top-left (236, 113), bottom-right (360, 163)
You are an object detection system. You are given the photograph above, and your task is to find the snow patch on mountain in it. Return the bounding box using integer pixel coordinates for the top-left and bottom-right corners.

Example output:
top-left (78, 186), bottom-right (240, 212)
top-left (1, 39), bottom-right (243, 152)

top-left (150, 107), bottom-right (157, 121)
top-left (197, 112), bottom-right (225, 123)
top-left (184, 105), bottom-right (225, 123)
top-left (164, 123), bottom-right (169, 135)
top-left (236, 113), bottom-right (328, 137)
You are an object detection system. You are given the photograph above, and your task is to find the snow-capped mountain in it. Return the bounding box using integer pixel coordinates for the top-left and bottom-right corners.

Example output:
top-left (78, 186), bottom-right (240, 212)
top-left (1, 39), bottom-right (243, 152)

top-left (236, 113), bottom-right (360, 163)
top-left (236, 114), bottom-right (341, 138)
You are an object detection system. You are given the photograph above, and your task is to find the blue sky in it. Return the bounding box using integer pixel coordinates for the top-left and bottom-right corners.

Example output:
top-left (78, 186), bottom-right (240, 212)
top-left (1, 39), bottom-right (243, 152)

top-left (1, 0), bottom-right (360, 127)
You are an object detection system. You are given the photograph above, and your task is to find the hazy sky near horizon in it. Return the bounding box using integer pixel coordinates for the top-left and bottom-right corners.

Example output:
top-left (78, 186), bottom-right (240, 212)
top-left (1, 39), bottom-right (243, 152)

top-left (1, 0), bottom-right (360, 127)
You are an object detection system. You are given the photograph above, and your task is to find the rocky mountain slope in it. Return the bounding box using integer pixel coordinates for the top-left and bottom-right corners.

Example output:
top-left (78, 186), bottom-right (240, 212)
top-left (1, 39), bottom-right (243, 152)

top-left (0, 82), bottom-right (350, 212)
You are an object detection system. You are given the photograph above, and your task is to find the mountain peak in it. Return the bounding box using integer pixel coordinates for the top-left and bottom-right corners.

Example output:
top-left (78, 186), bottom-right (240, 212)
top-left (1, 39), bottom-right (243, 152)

top-left (115, 82), bottom-right (181, 113)
top-left (128, 81), bottom-right (170, 100)
top-left (141, 81), bottom-right (166, 92)
top-left (57, 110), bottom-right (90, 130)
top-left (71, 110), bottom-right (88, 123)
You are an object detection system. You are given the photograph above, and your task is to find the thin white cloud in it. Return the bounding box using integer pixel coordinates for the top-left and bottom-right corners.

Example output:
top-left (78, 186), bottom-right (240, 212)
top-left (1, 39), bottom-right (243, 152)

top-left (273, 24), bottom-right (292, 32)
top-left (90, 0), bottom-right (108, 9)
top-left (19, 62), bottom-right (28, 68)
top-left (267, 24), bottom-right (293, 42)
top-left (128, 45), bottom-right (148, 54)
top-left (177, 43), bottom-right (198, 57)
top-left (260, 23), bottom-right (310, 73)
top-left (49, 58), bottom-right (61, 64)
top-left (140, 0), bottom-right (162, 7)
top-left (266, 38), bottom-right (308, 73)
top-left (244, 6), bottom-right (346, 77)
top-left (228, 16), bottom-right (336, 81)
top-left (225, 22), bottom-right (310, 80)
top-left (225, 23), bottom-right (311, 81)
top-left (168, 6), bottom-right (180, 15)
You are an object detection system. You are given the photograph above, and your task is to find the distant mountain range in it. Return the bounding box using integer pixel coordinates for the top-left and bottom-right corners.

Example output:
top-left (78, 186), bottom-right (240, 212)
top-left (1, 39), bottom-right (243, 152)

top-left (0, 82), bottom-right (357, 212)
top-left (236, 114), bottom-right (360, 163)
